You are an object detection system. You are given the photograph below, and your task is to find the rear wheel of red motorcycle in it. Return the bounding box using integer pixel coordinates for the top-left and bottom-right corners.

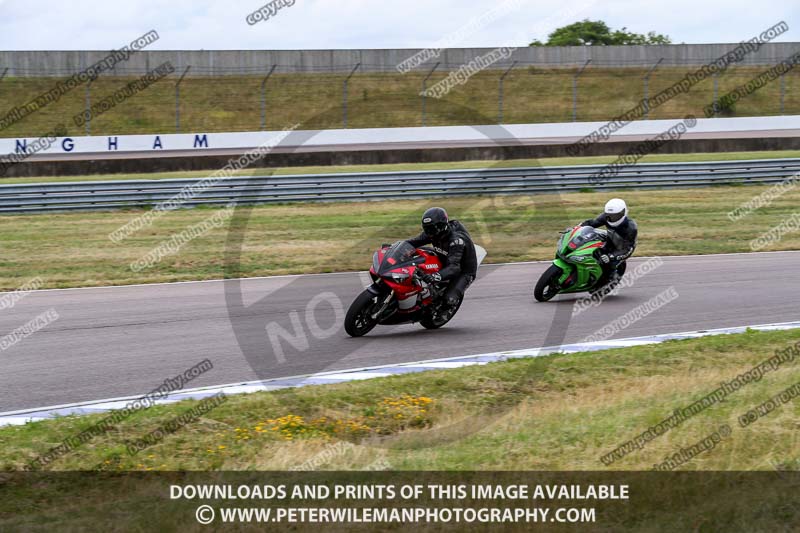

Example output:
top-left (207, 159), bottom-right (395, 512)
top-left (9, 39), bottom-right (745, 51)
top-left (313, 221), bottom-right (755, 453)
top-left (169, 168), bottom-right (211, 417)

top-left (420, 297), bottom-right (462, 330)
top-left (534, 264), bottom-right (563, 302)
top-left (344, 290), bottom-right (380, 337)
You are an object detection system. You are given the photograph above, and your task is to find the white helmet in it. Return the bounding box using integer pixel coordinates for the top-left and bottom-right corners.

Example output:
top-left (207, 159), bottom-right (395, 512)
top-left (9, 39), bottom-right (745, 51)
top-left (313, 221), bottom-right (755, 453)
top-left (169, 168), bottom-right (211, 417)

top-left (604, 198), bottom-right (627, 227)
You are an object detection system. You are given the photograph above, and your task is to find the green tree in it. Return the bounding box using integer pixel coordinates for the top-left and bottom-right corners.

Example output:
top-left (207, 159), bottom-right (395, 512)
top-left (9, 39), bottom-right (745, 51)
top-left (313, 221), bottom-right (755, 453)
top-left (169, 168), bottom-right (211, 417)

top-left (531, 19), bottom-right (671, 46)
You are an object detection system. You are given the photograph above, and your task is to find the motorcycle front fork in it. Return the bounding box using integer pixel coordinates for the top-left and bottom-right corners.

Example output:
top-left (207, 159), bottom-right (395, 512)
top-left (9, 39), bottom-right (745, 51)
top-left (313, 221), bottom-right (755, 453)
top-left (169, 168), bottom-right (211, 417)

top-left (370, 290), bottom-right (395, 320)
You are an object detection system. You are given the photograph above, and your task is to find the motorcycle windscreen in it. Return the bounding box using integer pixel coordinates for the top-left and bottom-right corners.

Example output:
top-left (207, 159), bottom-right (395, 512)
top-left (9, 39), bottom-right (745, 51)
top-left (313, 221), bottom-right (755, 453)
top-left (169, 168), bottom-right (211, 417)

top-left (377, 241), bottom-right (421, 275)
top-left (569, 226), bottom-right (604, 249)
top-left (475, 244), bottom-right (487, 267)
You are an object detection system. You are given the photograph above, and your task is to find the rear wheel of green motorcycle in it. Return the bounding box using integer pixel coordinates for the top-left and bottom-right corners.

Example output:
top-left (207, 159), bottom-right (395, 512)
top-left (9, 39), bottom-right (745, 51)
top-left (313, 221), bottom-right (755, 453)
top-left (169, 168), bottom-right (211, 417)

top-left (534, 265), bottom-right (563, 302)
top-left (590, 260), bottom-right (628, 296)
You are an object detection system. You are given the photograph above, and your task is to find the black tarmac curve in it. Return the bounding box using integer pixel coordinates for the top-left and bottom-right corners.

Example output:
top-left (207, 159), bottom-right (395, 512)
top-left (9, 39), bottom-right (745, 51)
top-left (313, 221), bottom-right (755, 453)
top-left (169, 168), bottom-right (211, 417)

top-left (0, 251), bottom-right (797, 412)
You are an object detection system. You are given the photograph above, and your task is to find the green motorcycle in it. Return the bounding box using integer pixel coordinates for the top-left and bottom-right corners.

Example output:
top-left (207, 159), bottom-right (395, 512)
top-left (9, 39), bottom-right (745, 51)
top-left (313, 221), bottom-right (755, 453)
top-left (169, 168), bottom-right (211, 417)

top-left (534, 224), bottom-right (626, 302)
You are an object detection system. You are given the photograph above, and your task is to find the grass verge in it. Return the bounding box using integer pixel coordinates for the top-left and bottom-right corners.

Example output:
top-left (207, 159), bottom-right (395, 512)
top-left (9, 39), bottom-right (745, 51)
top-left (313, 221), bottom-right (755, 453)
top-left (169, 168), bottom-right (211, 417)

top-left (2, 66), bottom-right (798, 138)
top-left (1, 183), bottom-right (800, 289)
top-left (2, 328), bottom-right (799, 472)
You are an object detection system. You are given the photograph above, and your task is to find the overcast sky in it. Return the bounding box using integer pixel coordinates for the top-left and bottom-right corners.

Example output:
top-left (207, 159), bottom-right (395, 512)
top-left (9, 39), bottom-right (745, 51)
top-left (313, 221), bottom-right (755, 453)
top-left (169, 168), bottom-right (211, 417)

top-left (0, 0), bottom-right (798, 50)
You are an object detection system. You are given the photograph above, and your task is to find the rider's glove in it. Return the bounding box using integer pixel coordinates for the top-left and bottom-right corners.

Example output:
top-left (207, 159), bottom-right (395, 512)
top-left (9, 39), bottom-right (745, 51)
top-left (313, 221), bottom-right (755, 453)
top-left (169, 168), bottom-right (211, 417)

top-left (598, 253), bottom-right (611, 264)
top-left (420, 272), bottom-right (442, 284)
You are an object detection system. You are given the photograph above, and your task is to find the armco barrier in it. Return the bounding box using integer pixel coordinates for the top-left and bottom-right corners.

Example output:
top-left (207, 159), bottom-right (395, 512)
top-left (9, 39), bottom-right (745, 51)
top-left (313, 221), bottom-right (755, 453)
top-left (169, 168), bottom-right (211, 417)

top-left (0, 158), bottom-right (798, 214)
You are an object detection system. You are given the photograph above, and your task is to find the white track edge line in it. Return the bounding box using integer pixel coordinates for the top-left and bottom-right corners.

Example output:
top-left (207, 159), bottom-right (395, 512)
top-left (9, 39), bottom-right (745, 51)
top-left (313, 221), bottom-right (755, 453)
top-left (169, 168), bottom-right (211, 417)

top-left (2, 319), bottom-right (799, 421)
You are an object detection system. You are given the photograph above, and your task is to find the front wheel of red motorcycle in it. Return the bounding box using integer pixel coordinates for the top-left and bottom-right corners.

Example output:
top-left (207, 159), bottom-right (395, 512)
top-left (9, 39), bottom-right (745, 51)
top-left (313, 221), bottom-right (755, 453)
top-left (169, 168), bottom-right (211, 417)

top-left (344, 290), bottom-right (380, 337)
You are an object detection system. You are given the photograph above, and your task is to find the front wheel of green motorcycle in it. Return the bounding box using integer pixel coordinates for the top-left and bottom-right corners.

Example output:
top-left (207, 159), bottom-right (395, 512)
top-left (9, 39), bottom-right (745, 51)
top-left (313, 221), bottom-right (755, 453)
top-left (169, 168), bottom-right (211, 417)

top-left (534, 264), bottom-right (563, 302)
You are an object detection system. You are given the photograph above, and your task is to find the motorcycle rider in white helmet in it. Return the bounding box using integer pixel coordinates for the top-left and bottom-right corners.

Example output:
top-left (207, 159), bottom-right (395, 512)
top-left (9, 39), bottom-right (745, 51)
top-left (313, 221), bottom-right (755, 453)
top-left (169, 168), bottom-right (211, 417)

top-left (580, 198), bottom-right (638, 286)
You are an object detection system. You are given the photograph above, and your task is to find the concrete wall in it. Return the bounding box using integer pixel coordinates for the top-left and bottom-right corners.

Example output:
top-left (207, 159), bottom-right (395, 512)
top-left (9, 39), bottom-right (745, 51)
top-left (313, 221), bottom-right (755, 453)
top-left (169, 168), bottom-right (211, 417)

top-left (7, 136), bottom-right (800, 178)
top-left (1, 43), bottom-right (799, 76)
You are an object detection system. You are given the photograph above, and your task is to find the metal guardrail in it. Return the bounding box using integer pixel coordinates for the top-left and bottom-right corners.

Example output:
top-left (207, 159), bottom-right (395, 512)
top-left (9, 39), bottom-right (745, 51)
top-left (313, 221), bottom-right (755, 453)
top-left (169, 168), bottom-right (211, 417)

top-left (1, 158), bottom-right (799, 214)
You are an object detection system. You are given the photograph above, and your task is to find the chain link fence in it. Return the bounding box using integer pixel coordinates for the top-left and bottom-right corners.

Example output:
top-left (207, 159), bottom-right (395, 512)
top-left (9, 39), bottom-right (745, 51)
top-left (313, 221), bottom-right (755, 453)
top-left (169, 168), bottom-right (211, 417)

top-left (0, 53), bottom-right (798, 139)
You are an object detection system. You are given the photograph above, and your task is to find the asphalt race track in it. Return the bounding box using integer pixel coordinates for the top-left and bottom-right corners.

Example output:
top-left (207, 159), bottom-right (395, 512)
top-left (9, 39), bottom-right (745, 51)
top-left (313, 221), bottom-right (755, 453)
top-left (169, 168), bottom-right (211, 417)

top-left (1, 251), bottom-right (796, 413)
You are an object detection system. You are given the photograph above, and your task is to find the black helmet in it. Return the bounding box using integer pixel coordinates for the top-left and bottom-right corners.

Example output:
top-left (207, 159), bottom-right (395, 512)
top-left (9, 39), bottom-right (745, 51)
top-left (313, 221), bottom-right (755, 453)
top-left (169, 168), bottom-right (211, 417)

top-left (421, 207), bottom-right (450, 239)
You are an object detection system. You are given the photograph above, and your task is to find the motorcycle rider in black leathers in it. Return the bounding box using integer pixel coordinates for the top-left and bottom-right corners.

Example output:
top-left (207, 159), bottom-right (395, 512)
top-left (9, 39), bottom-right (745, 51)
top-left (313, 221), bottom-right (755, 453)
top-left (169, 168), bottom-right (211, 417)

top-left (406, 207), bottom-right (478, 307)
top-left (580, 198), bottom-right (637, 284)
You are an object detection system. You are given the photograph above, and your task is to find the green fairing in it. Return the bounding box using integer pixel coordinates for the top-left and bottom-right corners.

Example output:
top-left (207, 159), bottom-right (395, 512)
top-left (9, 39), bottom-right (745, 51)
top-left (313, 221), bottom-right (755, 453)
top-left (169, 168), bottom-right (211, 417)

top-left (535, 225), bottom-right (612, 300)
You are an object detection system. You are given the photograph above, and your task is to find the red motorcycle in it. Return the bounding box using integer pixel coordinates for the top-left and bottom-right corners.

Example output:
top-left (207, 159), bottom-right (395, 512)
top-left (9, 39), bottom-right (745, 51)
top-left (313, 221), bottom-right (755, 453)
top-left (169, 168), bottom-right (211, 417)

top-left (344, 240), bottom-right (463, 337)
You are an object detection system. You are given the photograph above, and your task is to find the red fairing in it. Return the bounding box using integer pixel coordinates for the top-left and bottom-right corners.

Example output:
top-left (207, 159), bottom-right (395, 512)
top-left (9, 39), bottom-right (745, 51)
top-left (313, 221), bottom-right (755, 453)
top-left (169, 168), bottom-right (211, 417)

top-left (387, 250), bottom-right (440, 293)
top-left (376, 248), bottom-right (442, 312)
